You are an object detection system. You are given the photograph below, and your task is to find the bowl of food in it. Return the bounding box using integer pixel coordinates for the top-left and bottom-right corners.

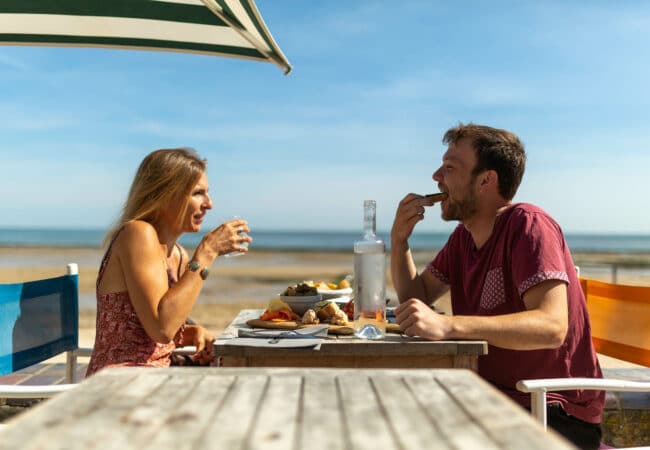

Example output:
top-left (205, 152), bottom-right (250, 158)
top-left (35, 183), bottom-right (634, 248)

top-left (279, 282), bottom-right (323, 315)
top-left (313, 279), bottom-right (353, 300)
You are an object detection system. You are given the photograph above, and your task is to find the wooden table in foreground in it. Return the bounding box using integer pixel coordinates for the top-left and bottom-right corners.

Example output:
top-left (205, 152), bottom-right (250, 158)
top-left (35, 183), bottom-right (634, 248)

top-left (0, 367), bottom-right (576, 450)
top-left (215, 309), bottom-right (488, 370)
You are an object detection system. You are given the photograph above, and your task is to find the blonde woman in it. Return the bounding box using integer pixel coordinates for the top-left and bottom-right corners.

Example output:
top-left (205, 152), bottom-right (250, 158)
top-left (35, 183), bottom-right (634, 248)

top-left (87, 148), bottom-right (251, 375)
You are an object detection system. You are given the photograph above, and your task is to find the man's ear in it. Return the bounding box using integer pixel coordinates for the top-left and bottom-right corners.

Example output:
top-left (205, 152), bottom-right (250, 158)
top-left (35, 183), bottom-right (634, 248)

top-left (480, 170), bottom-right (499, 190)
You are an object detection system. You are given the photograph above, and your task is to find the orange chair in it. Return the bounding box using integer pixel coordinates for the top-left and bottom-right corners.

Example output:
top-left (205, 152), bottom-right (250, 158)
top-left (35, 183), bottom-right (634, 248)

top-left (517, 277), bottom-right (650, 447)
top-left (580, 277), bottom-right (650, 367)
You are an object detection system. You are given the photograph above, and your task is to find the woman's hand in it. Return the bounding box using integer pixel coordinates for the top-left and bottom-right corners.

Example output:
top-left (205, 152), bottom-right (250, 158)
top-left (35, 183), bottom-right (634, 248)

top-left (184, 324), bottom-right (215, 365)
top-left (195, 218), bottom-right (252, 262)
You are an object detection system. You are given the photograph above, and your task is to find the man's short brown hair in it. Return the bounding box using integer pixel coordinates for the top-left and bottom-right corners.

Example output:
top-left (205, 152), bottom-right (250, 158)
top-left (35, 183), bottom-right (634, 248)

top-left (443, 123), bottom-right (526, 200)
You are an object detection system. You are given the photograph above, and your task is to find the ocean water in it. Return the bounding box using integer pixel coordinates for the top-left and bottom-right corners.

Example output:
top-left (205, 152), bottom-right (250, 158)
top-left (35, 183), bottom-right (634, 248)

top-left (1, 227), bottom-right (650, 253)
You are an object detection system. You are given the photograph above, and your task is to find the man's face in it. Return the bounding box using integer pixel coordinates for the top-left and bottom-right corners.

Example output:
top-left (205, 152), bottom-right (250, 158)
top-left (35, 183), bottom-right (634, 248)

top-left (432, 138), bottom-right (480, 222)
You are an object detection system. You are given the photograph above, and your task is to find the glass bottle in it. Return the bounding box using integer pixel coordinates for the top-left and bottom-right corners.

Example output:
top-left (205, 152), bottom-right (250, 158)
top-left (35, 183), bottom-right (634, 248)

top-left (353, 200), bottom-right (386, 339)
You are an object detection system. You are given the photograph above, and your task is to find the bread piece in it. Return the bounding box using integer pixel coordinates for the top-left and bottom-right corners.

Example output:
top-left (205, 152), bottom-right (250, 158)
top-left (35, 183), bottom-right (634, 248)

top-left (301, 309), bottom-right (320, 325)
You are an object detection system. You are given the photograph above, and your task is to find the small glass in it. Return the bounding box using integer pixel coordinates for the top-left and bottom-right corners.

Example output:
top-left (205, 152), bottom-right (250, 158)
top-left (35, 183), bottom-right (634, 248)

top-left (223, 216), bottom-right (249, 258)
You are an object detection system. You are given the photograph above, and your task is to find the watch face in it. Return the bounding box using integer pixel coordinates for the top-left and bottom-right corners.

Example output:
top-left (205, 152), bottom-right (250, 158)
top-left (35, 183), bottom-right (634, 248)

top-left (188, 260), bottom-right (201, 271)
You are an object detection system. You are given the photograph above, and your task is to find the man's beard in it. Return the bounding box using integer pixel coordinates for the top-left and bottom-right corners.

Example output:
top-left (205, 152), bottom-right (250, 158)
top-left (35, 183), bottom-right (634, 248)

top-left (441, 181), bottom-right (479, 222)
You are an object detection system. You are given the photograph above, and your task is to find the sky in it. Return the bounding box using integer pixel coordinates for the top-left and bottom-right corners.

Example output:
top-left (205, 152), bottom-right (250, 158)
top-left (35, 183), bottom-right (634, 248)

top-left (1, 1), bottom-right (649, 235)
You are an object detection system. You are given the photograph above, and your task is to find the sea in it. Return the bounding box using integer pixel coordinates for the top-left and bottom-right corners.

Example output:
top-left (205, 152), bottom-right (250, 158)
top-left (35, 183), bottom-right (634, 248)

top-left (1, 228), bottom-right (650, 253)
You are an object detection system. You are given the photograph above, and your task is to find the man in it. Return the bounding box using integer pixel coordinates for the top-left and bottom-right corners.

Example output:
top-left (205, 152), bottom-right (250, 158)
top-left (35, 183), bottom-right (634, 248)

top-left (391, 123), bottom-right (603, 450)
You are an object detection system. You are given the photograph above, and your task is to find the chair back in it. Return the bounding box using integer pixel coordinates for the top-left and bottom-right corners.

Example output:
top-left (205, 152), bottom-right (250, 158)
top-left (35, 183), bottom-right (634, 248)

top-left (0, 268), bottom-right (79, 376)
top-left (580, 277), bottom-right (650, 366)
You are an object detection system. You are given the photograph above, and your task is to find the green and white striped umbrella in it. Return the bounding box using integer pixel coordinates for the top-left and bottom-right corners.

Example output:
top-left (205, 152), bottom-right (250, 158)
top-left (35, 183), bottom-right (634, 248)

top-left (0, 0), bottom-right (291, 74)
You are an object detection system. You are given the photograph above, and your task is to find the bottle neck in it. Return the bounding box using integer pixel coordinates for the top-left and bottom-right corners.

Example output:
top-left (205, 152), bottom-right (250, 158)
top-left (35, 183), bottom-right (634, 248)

top-left (363, 200), bottom-right (376, 239)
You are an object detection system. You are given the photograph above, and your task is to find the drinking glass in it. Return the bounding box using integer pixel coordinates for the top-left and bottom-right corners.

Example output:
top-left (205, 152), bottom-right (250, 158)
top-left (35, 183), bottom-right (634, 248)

top-left (223, 215), bottom-right (249, 258)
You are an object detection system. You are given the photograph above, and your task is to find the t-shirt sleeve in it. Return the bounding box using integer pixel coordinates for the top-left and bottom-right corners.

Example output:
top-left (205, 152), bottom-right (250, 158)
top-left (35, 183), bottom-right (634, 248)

top-left (510, 210), bottom-right (570, 297)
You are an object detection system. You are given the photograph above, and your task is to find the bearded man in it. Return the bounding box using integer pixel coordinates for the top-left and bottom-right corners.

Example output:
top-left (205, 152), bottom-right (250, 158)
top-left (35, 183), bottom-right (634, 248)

top-left (391, 123), bottom-right (603, 450)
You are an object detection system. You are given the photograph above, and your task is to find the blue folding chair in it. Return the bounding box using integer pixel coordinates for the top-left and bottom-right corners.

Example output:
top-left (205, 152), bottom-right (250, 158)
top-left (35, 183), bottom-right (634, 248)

top-left (0, 264), bottom-right (92, 399)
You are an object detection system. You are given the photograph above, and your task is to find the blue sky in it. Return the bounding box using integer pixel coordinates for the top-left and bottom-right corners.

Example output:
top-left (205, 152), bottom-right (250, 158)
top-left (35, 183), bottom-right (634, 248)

top-left (1, 1), bottom-right (649, 234)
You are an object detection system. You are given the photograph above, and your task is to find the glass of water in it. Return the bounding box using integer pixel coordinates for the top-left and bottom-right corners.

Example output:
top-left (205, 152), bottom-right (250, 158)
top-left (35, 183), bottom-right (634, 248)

top-left (223, 216), bottom-right (249, 258)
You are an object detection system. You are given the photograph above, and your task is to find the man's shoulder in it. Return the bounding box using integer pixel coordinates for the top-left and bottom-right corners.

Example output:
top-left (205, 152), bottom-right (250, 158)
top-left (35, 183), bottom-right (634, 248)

top-left (505, 202), bottom-right (555, 222)
top-left (503, 203), bottom-right (564, 238)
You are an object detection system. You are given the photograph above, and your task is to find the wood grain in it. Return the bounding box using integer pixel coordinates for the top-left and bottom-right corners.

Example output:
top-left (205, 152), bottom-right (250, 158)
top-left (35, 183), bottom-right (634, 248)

top-left (0, 367), bottom-right (577, 450)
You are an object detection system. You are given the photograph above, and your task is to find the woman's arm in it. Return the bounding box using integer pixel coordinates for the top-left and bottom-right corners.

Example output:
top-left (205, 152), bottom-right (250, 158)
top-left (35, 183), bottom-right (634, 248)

top-left (117, 219), bottom-right (248, 343)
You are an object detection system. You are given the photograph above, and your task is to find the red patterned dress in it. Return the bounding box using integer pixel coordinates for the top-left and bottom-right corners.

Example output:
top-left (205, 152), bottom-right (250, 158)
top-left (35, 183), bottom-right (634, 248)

top-left (86, 230), bottom-right (184, 376)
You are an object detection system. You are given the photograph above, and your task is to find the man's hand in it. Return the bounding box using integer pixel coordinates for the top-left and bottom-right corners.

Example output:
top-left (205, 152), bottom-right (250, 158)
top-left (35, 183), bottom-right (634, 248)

top-left (391, 193), bottom-right (437, 244)
top-left (394, 298), bottom-right (452, 339)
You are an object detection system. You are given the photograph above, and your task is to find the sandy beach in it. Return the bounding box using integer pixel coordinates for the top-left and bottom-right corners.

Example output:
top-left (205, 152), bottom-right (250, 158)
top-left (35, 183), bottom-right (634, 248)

top-left (2, 246), bottom-right (649, 342)
top-left (1, 246), bottom-right (647, 422)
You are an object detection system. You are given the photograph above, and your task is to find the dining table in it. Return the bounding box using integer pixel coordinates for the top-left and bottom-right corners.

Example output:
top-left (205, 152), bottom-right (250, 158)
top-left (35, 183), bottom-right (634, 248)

top-left (214, 309), bottom-right (488, 370)
top-left (0, 367), bottom-right (576, 450)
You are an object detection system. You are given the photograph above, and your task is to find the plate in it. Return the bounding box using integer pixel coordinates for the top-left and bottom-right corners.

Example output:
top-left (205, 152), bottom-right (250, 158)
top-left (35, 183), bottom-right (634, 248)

top-left (318, 287), bottom-right (353, 299)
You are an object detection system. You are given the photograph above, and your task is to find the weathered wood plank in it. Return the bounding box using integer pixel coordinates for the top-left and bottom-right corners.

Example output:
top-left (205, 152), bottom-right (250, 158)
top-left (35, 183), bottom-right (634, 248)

top-left (143, 374), bottom-right (236, 450)
top-left (196, 374), bottom-right (269, 450)
top-left (51, 371), bottom-right (171, 450)
top-left (371, 372), bottom-right (454, 449)
top-left (2, 370), bottom-right (138, 450)
top-left (219, 353), bottom-right (457, 369)
top-left (0, 368), bottom-right (575, 450)
top-left (404, 373), bottom-right (502, 450)
top-left (300, 373), bottom-right (347, 450)
top-left (434, 371), bottom-right (575, 450)
top-left (337, 373), bottom-right (400, 450)
top-left (248, 374), bottom-right (303, 450)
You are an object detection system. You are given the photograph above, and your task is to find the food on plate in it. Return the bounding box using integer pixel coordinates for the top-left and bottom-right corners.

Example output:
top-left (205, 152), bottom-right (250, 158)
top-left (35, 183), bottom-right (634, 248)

top-left (302, 278), bottom-right (351, 291)
top-left (337, 279), bottom-right (350, 289)
top-left (301, 309), bottom-right (320, 325)
top-left (260, 298), bottom-right (299, 322)
top-left (281, 282), bottom-right (318, 296)
top-left (313, 300), bottom-right (349, 325)
top-left (313, 281), bottom-right (338, 290)
top-left (342, 298), bottom-right (354, 320)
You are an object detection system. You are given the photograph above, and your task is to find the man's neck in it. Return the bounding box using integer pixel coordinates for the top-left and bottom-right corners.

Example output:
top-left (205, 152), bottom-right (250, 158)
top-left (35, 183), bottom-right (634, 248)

top-left (463, 201), bottom-right (512, 250)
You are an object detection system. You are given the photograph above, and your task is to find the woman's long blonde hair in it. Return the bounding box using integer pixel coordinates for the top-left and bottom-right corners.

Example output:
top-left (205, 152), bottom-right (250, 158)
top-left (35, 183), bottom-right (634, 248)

top-left (104, 148), bottom-right (207, 246)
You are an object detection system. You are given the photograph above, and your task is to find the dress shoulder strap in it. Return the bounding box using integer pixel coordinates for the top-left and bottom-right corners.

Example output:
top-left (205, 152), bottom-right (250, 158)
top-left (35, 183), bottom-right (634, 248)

top-left (175, 243), bottom-right (184, 280)
top-left (96, 226), bottom-right (126, 289)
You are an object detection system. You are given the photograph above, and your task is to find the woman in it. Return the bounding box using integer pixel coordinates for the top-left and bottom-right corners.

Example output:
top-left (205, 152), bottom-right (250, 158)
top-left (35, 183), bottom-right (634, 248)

top-left (87, 148), bottom-right (251, 375)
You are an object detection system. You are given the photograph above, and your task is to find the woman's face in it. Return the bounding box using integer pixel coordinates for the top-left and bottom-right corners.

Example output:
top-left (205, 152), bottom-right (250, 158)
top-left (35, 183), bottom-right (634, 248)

top-left (181, 172), bottom-right (213, 233)
top-left (161, 171), bottom-right (213, 234)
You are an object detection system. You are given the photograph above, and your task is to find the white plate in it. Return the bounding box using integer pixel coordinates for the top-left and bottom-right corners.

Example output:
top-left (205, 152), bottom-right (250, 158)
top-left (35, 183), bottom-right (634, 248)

top-left (318, 287), bottom-right (353, 299)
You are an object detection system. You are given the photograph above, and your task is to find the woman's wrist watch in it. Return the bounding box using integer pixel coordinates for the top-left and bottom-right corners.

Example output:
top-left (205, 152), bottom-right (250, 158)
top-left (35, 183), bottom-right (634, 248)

top-left (187, 260), bottom-right (209, 280)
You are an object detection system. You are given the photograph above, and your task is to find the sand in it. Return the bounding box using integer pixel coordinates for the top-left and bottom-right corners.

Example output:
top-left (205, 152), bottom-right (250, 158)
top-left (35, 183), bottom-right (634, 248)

top-left (1, 246), bottom-right (647, 422)
top-left (1, 245), bottom-right (648, 355)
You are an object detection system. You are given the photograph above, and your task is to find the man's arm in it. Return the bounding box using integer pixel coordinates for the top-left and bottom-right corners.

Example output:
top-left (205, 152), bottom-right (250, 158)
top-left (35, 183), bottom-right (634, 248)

top-left (390, 193), bottom-right (448, 304)
top-left (395, 279), bottom-right (568, 350)
top-left (390, 241), bottom-right (448, 303)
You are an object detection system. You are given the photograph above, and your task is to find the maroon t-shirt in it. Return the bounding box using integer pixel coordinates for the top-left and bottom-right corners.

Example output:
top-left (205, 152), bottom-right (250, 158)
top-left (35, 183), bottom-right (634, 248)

top-left (428, 203), bottom-right (604, 423)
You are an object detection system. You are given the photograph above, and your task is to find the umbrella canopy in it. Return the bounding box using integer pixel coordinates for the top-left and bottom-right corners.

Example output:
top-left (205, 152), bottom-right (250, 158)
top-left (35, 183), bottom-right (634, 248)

top-left (0, 0), bottom-right (291, 74)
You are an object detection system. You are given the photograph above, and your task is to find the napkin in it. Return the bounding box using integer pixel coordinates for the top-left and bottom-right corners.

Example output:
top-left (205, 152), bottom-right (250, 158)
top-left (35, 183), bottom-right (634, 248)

top-left (237, 324), bottom-right (329, 339)
top-left (222, 337), bottom-right (322, 350)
